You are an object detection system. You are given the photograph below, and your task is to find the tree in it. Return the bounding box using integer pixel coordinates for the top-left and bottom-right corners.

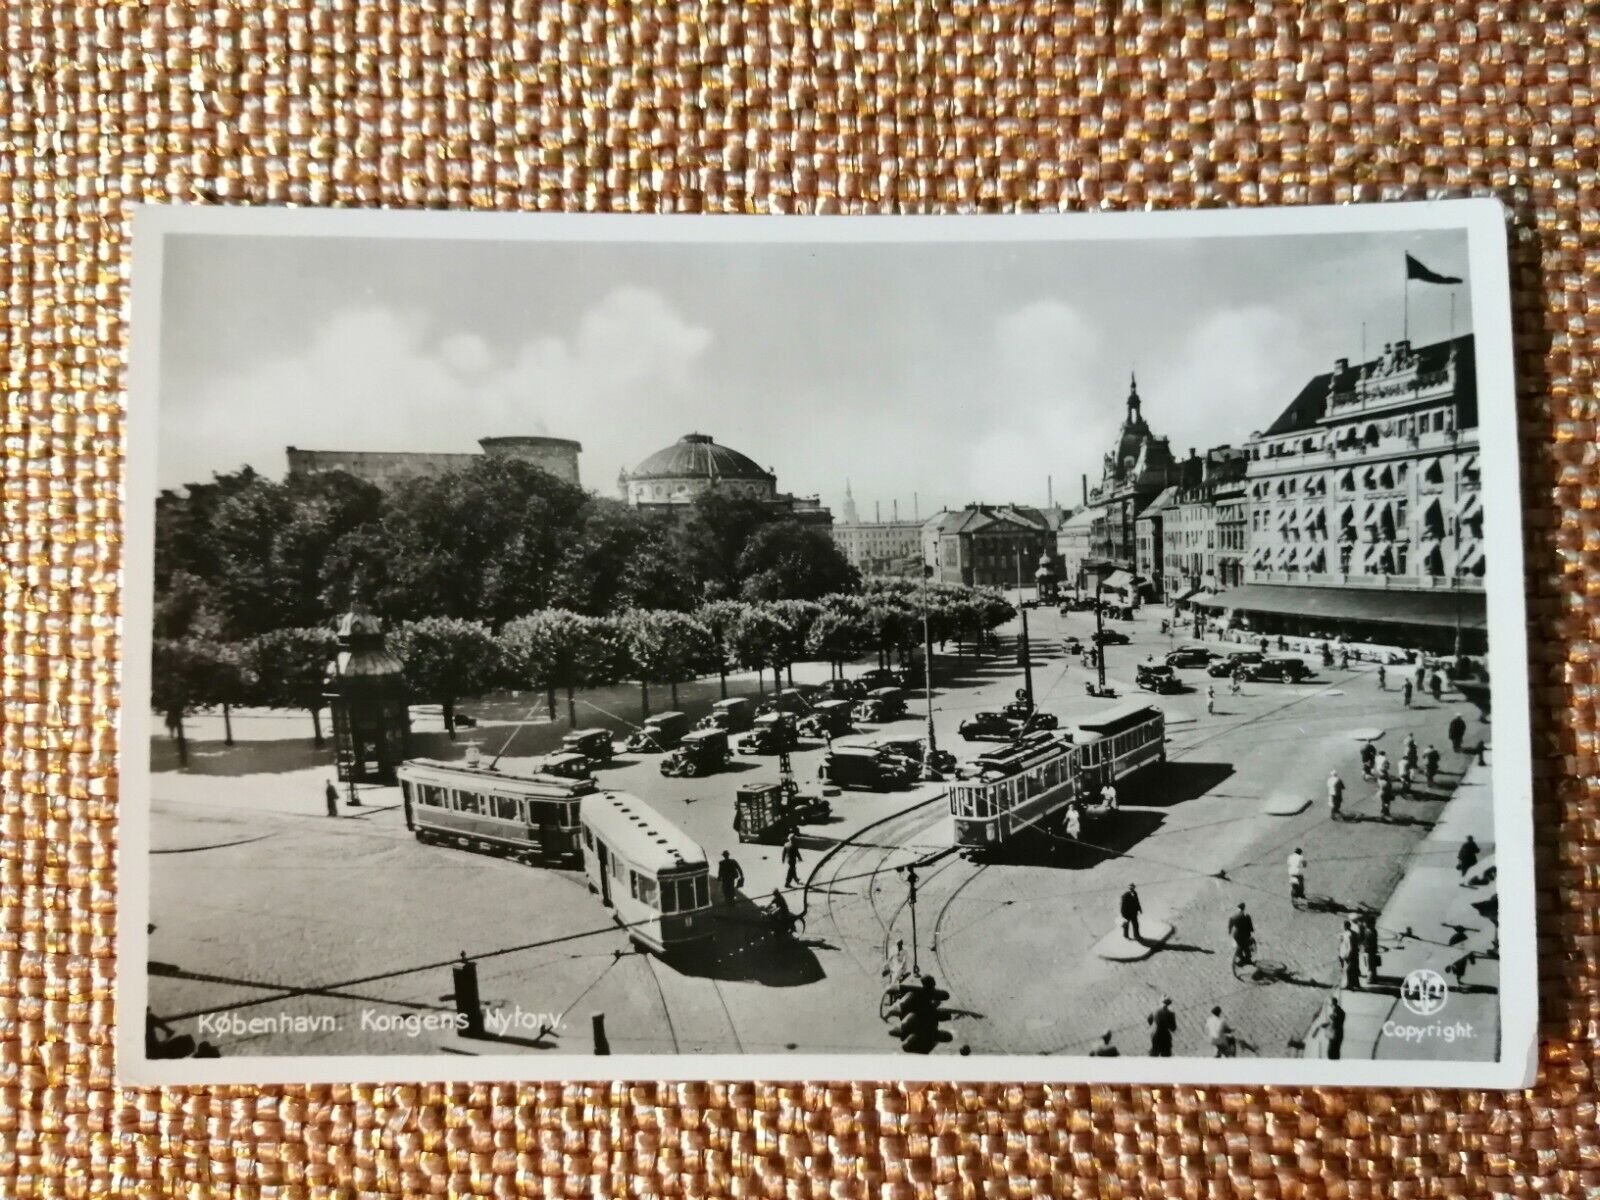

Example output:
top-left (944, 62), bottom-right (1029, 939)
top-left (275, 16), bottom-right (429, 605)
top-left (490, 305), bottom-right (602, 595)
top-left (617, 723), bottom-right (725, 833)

top-left (726, 604), bottom-right (796, 693)
top-left (550, 500), bottom-right (699, 615)
top-left (675, 493), bottom-right (777, 599)
top-left (500, 610), bottom-right (618, 728)
top-left (737, 521), bottom-right (861, 602)
top-left (618, 609), bottom-right (712, 716)
top-left (806, 607), bottom-right (872, 678)
top-left (150, 639), bottom-right (213, 767)
top-left (763, 599), bottom-right (823, 685)
top-left (247, 626), bottom-right (339, 745)
top-left (389, 617), bottom-right (502, 739)
top-left (694, 599), bottom-right (750, 698)
top-left (196, 640), bottom-right (252, 747)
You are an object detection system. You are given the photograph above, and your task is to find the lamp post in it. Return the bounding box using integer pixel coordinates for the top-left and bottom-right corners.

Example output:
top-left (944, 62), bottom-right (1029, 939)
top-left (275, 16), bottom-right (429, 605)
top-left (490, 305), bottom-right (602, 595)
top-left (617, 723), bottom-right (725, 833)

top-left (1094, 576), bottom-right (1108, 694)
top-left (1014, 548), bottom-right (1034, 708)
top-left (920, 563), bottom-right (940, 776)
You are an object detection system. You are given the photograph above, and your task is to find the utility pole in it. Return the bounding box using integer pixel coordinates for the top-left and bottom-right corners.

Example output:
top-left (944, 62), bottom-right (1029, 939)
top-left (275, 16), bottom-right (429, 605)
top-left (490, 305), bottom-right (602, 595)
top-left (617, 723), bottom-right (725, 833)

top-left (1015, 549), bottom-right (1034, 706)
top-left (921, 565), bottom-right (939, 775)
top-left (1095, 579), bottom-right (1108, 694)
top-left (904, 864), bottom-right (920, 974)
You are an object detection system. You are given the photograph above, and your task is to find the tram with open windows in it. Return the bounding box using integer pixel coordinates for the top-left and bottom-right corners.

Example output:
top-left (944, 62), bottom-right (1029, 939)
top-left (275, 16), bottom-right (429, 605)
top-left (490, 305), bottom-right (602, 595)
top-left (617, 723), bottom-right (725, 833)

top-left (397, 757), bottom-right (596, 866)
top-left (580, 790), bottom-right (713, 954)
top-left (948, 702), bottom-right (1165, 849)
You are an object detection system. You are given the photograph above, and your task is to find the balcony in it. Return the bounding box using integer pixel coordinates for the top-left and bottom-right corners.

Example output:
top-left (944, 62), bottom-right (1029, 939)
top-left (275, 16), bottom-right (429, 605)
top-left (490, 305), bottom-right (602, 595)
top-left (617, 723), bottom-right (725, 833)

top-left (1247, 570), bottom-right (1483, 591)
top-left (1250, 426), bottom-right (1471, 474)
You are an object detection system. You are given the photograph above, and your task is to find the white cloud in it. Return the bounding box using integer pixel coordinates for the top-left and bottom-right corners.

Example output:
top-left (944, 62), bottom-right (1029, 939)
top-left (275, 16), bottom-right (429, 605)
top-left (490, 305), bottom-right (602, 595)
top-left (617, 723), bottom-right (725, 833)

top-left (160, 287), bottom-right (712, 488)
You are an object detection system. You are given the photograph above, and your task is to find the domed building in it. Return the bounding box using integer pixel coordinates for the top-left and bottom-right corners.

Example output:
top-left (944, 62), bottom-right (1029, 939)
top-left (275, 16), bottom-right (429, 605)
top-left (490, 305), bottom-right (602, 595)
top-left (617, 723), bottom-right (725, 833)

top-left (619, 433), bottom-right (831, 524)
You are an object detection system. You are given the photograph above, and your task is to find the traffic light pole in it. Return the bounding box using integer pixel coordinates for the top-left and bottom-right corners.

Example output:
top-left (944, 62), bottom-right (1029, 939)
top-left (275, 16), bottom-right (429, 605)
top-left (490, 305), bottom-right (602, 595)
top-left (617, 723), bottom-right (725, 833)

top-left (905, 864), bottom-right (920, 975)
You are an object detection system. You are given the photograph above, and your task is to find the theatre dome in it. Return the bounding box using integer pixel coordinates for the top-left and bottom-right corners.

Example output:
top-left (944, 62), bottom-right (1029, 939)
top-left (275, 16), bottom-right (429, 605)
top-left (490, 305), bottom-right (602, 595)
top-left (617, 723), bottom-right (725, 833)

top-left (620, 433), bottom-right (778, 507)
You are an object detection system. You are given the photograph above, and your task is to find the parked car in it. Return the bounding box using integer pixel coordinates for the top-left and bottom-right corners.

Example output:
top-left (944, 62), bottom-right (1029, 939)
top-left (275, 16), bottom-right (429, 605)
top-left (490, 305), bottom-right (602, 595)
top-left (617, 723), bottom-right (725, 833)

top-left (855, 687), bottom-right (908, 722)
top-left (858, 667), bottom-right (913, 691)
top-left (798, 698), bottom-right (856, 740)
top-left (1063, 636), bottom-right (1084, 655)
top-left (1244, 656), bottom-right (1314, 683)
top-left (533, 751), bottom-right (593, 780)
top-left (757, 689), bottom-right (810, 717)
top-left (1164, 646), bottom-right (1214, 669)
top-left (561, 728), bottom-right (615, 763)
top-left (1208, 651), bottom-right (1264, 678)
top-left (820, 746), bottom-right (917, 791)
top-left (1136, 663), bottom-right (1182, 693)
top-left (1091, 628), bottom-right (1131, 646)
top-left (700, 696), bottom-right (755, 733)
top-left (958, 709), bottom-right (1058, 741)
top-left (624, 710), bottom-right (690, 752)
top-left (815, 678), bottom-right (868, 702)
top-left (863, 735), bottom-right (958, 777)
top-left (660, 729), bottom-right (732, 777)
top-left (739, 712), bottom-right (798, 755)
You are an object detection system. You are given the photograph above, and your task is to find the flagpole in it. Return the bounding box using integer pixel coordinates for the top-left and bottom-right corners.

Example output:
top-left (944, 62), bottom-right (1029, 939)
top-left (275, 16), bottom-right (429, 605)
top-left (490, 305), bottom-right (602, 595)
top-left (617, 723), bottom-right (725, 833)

top-left (1403, 274), bottom-right (1409, 343)
top-left (1450, 288), bottom-right (1456, 337)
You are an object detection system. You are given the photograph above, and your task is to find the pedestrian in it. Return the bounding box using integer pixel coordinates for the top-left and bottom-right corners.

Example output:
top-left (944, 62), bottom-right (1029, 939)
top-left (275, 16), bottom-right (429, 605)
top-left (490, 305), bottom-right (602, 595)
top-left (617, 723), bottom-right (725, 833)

top-left (1448, 714), bottom-right (1466, 753)
top-left (1227, 902), bottom-right (1255, 967)
top-left (1360, 912), bottom-right (1381, 983)
top-left (1229, 669), bottom-right (1241, 696)
top-left (324, 778), bottom-right (339, 818)
top-left (1430, 672), bottom-right (1443, 703)
top-left (1205, 1006), bottom-right (1234, 1057)
top-left (1359, 740), bottom-right (1376, 781)
top-left (1088, 1029), bottom-right (1120, 1057)
top-left (717, 850), bottom-right (744, 907)
top-left (1415, 662), bottom-right (1426, 688)
top-left (1147, 997), bottom-right (1177, 1057)
top-left (1423, 744), bottom-right (1441, 785)
top-left (1287, 847), bottom-right (1307, 904)
top-left (1457, 834), bottom-right (1480, 879)
top-left (1374, 749), bottom-right (1390, 782)
top-left (1317, 995), bottom-right (1346, 1059)
top-left (1101, 780), bottom-right (1119, 811)
top-left (1448, 952), bottom-right (1473, 988)
top-left (883, 937), bottom-right (910, 986)
top-left (1206, 684), bottom-right (1216, 714)
top-left (1339, 920), bottom-right (1361, 990)
top-left (1326, 768), bottom-right (1345, 820)
top-left (1403, 734), bottom-right (1418, 771)
top-left (1377, 663), bottom-right (1387, 690)
top-left (781, 830), bottom-right (803, 887)
top-left (1340, 648), bottom-right (1350, 670)
top-left (1064, 805), bottom-right (1082, 841)
top-left (1399, 760), bottom-right (1415, 796)
top-left (1378, 776), bottom-right (1395, 821)
top-left (1119, 883), bottom-right (1142, 941)
top-left (1402, 680), bottom-right (1413, 707)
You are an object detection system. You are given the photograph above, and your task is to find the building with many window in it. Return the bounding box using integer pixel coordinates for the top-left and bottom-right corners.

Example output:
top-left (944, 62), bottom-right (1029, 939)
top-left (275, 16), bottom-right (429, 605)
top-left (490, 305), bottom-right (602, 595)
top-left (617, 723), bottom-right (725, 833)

top-left (1086, 375), bottom-right (1184, 572)
top-left (1055, 507), bottom-right (1098, 596)
top-left (1159, 449), bottom-right (1249, 603)
top-left (924, 505), bottom-right (1065, 590)
top-left (1195, 334), bottom-right (1483, 652)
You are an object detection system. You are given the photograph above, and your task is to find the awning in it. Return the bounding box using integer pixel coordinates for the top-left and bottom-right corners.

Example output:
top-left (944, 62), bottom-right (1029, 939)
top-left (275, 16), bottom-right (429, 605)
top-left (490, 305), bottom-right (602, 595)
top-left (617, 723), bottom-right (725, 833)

top-left (1099, 569), bottom-right (1135, 595)
top-left (1457, 490), bottom-right (1482, 522)
top-left (1191, 583), bottom-right (1486, 630)
top-left (1457, 542), bottom-right (1485, 572)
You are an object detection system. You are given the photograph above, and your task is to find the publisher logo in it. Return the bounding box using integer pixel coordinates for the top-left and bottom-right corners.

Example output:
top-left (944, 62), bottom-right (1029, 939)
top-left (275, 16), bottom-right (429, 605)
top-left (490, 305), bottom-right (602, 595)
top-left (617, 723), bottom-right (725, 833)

top-left (1400, 968), bottom-right (1448, 1016)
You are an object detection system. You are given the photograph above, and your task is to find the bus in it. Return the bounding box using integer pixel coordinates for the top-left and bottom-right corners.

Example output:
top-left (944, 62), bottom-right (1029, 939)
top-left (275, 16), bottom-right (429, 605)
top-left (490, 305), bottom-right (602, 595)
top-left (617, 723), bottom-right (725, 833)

top-left (948, 703), bottom-right (1164, 849)
top-left (580, 791), bottom-right (713, 955)
top-left (397, 758), bottom-right (596, 866)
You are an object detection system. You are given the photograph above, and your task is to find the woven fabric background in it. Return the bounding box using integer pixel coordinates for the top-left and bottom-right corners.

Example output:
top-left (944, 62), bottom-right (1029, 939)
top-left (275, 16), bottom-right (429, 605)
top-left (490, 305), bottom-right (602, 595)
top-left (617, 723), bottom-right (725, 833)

top-left (2, 1), bottom-right (1595, 1195)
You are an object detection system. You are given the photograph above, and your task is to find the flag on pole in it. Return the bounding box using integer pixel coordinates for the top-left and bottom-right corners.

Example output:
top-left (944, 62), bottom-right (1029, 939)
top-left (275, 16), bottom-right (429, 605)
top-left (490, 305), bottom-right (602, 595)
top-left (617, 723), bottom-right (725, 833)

top-left (1405, 253), bottom-right (1462, 285)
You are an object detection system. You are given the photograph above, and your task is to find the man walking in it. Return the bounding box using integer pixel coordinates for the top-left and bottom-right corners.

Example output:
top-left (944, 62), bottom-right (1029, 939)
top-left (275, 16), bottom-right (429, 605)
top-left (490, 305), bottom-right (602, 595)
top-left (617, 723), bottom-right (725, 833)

top-left (1374, 748), bottom-right (1391, 782)
top-left (1378, 776), bottom-right (1395, 821)
top-left (1326, 768), bottom-right (1346, 821)
top-left (1359, 740), bottom-right (1377, 781)
top-left (324, 778), bottom-right (340, 818)
top-left (1457, 833), bottom-right (1481, 880)
top-left (1064, 805), bottom-right (1083, 841)
top-left (1423, 743), bottom-right (1442, 786)
top-left (1147, 997), bottom-right (1177, 1057)
top-left (1377, 663), bottom-right (1387, 690)
top-left (1205, 1006), bottom-right (1235, 1057)
top-left (1206, 684), bottom-right (1216, 714)
top-left (1402, 733), bottom-right (1418, 773)
top-left (1430, 671), bottom-right (1444, 703)
top-left (1287, 847), bottom-right (1307, 905)
top-left (1119, 883), bottom-right (1142, 941)
top-left (781, 830), bottom-right (803, 887)
top-left (1448, 713), bottom-right (1467, 753)
top-left (717, 850), bottom-right (744, 907)
top-left (1339, 919), bottom-right (1361, 990)
top-left (1402, 679), bottom-right (1413, 707)
top-left (1314, 995), bottom-right (1346, 1060)
top-left (1101, 780), bottom-right (1119, 811)
top-left (1360, 912), bottom-right (1382, 983)
top-left (1227, 902), bottom-right (1255, 968)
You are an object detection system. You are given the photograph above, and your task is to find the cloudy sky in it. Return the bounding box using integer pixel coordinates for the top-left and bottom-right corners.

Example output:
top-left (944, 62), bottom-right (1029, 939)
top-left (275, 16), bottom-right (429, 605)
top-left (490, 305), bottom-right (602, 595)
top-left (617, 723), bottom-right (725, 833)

top-left (156, 224), bottom-right (1473, 516)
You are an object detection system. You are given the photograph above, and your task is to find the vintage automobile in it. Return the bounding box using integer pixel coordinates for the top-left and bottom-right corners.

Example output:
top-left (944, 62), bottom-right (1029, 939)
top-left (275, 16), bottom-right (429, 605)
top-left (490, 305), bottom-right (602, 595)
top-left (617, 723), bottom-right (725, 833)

top-left (814, 678), bottom-right (868, 702)
top-left (865, 735), bottom-right (958, 777)
top-left (797, 698), bottom-right (855, 740)
top-left (733, 782), bottom-right (832, 844)
top-left (820, 746), bottom-right (918, 791)
top-left (1207, 651), bottom-right (1264, 678)
top-left (1244, 656), bottom-right (1314, 684)
top-left (1062, 636), bottom-right (1084, 655)
top-left (858, 667), bottom-right (913, 691)
top-left (660, 729), bottom-right (732, 777)
top-left (623, 710), bottom-right (690, 752)
top-left (738, 712), bottom-right (798, 755)
top-left (1136, 663), bottom-right (1183, 693)
top-left (960, 708), bottom-right (1058, 741)
top-left (1164, 646), bottom-right (1215, 669)
top-left (560, 728), bottom-right (615, 763)
top-left (1091, 628), bottom-right (1132, 646)
top-left (756, 688), bottom-right (811, 718)
top-left (855, 687), bottom-right (908, 722)
top-left (532, 751), bottom-right (593, 781)
top-left (699, 696), bottom-right (755, 733)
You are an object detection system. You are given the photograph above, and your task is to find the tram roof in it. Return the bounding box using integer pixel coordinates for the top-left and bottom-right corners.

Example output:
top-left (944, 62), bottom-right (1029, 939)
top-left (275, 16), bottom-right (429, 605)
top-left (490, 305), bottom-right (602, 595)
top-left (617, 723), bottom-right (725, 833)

top-left (582, 791), bottom-right (708, 873)
top-left (397, 757), bottom-right (597, 795)
top-left (1072, 701), bottom-right (1163, 735)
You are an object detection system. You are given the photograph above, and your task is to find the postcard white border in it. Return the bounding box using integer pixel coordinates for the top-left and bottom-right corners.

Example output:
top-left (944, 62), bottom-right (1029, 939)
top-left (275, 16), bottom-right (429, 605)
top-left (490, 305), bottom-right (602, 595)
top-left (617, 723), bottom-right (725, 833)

top-left (120, 200), bottom-right (1537, 1088)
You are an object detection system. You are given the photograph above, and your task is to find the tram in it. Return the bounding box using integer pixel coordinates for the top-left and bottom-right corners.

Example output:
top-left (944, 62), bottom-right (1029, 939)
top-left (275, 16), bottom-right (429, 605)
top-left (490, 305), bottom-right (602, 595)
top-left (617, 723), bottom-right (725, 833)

top-left (949, 702), bottom-right (1165, 849)
top-left (397, 757), bottom-right (596, 866)
top-left (580, 791), bottom-right (713, 954)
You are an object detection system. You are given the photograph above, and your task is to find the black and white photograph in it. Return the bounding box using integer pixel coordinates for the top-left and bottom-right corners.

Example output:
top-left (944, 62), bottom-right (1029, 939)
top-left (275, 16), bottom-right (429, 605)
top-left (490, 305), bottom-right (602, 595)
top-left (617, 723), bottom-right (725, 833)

top-left (121, 204), bottom-right (1535, 1086)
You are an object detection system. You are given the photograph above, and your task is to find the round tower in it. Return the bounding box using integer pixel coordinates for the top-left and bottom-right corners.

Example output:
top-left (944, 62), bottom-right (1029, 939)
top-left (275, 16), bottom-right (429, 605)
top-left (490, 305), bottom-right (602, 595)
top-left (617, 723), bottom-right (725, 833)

top-left (478, 436), bottom-right (582, 486)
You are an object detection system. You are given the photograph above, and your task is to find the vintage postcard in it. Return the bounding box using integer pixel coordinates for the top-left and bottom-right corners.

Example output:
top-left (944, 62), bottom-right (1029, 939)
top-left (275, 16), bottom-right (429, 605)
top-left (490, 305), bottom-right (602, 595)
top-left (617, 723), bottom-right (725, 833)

top-left (121, 202), bottom-right (1535, 1086)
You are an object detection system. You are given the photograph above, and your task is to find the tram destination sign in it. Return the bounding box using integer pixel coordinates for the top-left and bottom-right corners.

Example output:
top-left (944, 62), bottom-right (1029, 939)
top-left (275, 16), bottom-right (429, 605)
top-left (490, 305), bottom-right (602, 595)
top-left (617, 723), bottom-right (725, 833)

top-left (120, 202), bottom-right (1536, 1088)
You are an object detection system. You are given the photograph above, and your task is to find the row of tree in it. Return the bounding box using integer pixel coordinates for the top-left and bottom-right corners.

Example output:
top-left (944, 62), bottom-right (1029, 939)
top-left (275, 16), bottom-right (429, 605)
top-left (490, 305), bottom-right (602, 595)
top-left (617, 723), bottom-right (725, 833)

top-left (156, 458), bottom-right (863, 641)
top-left (153, 580), bottom-right (1017, 762)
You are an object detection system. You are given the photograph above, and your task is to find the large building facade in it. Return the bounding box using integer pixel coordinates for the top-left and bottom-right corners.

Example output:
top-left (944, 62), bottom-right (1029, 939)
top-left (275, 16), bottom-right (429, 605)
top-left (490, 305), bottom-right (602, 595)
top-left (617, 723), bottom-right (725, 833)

top-left (924, 505), bottom-right (1064, 589)
top-left (1197, 334), bottom-right (1484, 651)
top-left (618, 433), bottom-right (831, 524)
top-left (1159, 450), bottom-right (1248, 602)
top-left (1086, 376), bottom-right (1183, 570)
top-left (287, 435), bottom-right (581, 491)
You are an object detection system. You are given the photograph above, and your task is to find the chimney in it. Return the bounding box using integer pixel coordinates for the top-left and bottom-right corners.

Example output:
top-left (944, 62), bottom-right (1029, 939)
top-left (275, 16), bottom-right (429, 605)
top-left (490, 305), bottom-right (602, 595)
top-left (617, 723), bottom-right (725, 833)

top-left (1335, 356), bottom-right (1349, 374)
top-left (875, 501), bottom-right (881, 523)
top-left (1081, 474), bottom-right (1089, 505)
top-left (1047, 475), bottom-right (1054, 508)
top-left (914, 492), bottom-right (919, 520)
top-left (893, 499), bottom-right (899, 522)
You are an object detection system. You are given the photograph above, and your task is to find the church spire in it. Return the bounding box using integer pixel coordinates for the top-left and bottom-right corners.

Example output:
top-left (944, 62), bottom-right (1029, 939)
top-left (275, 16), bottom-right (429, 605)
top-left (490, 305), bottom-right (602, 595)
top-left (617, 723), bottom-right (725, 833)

top-left (842, 478), bottom-right (860, 524)
top-left (1125, 370), bottom-right (1143, 425)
